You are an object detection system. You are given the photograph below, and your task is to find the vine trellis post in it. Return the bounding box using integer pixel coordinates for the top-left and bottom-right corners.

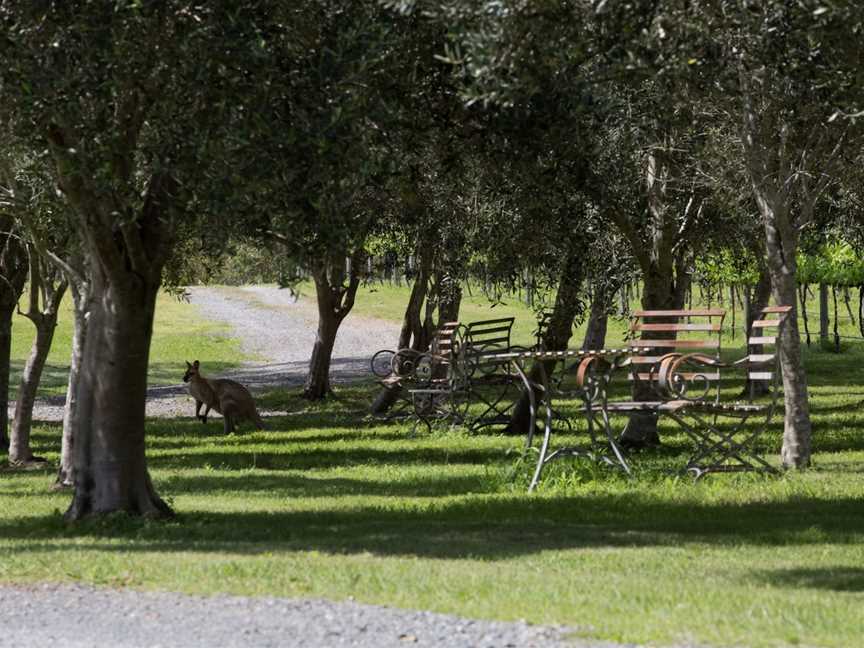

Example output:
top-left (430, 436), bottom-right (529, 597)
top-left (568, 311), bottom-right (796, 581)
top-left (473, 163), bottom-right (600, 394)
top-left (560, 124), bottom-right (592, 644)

top-left (819, 283), bottom-right (830, 344)
top-left (730, 285), bottom-right (736, 340)
top-left (832, 285), bottom-right (841, 352)
top-left (799, 283), bottom-right (811, 346)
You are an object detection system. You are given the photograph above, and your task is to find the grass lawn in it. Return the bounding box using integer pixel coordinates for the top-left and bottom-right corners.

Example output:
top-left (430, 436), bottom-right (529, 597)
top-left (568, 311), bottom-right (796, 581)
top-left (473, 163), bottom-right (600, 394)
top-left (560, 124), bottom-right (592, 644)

top-left (2, 283), bottom-right (864, 647)
top-left (8, 290), bottom-right (247, 398)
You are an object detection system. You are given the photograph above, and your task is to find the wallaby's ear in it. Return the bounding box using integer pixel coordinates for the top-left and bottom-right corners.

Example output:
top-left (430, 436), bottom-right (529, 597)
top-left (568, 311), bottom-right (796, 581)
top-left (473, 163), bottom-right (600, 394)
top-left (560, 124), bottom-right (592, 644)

top-left (186, 361), bottom-right (192, 369)
top-left (193, 360), bottom-right (200, 368)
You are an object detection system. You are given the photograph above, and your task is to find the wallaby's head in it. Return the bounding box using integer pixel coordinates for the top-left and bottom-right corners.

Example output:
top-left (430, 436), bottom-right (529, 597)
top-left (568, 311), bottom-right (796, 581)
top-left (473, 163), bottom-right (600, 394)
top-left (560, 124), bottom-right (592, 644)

top-left (183, 360), bottom-right (201, 383)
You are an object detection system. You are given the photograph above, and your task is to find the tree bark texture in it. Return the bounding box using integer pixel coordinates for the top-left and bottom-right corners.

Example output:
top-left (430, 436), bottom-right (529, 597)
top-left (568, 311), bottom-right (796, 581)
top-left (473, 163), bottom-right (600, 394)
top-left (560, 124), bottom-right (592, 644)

top-left (9, 324), bottom-right (56, 464)
top-left (0, 220), bottom-right (28, 452)
top-left (56, 282), bottom-right (89, 488)
top-left (303, 250), bottom-right (364, 400)
top-left (504, 252), bottom-right (585, 435)
top-left (758, 202), bottom-right (812, 468)
top-left (64, 270), bottom-right (171, 519)
top-left (9, 253), bottom-right (68, 465)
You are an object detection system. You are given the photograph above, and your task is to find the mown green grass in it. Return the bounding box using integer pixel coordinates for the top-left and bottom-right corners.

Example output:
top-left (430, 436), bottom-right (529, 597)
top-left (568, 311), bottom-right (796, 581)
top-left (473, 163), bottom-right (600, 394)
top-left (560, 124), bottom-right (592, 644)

top-left (3, 283), bottom-right (864, 647)
top-left (9, 290), bottom-right (247, 397)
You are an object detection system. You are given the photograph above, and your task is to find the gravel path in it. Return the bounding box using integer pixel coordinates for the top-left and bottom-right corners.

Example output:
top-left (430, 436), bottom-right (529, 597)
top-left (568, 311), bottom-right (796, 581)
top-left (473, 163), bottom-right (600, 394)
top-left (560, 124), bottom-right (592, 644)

top-left (0, 584), bottom-right (618, 648)
top-left (26, 285), bottom-right (403, 421)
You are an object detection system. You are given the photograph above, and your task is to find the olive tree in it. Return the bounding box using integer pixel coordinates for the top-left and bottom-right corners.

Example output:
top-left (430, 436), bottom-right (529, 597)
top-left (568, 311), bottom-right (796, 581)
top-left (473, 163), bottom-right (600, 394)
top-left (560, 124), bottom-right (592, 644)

top-left (0, 2), bottom-right (273, 517)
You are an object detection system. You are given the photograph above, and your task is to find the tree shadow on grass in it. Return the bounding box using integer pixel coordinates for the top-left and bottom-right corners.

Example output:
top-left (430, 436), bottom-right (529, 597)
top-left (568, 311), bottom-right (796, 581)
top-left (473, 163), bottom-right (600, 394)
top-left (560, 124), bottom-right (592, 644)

top-left (147, 445), bottom-right (511, 472)
top-left (3, 494), bottom-right (864, 561)
top-left (159, 472), bottom-right (495, 498)
top-left (755, 567), bottom-right (864, 592)
top-left (142, 429), bottom-right (417, 451)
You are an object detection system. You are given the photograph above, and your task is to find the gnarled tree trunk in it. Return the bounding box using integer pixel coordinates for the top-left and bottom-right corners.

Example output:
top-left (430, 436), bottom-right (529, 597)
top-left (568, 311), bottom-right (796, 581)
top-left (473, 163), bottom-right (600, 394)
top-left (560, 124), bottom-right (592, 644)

top-left (504, 252), bottom-right (585, 436)
top-left (0, 220), bottom-right (28, 453)
top-left (740, 81), bottom-right (814, 470)
top-left (9, 251), bottom-right (67, 466)
top-left (56, 281), bottom-right (89, 488)
top-left (49, 149), bottom-right (178, 519)
top-left (65, 269), bottom-right (170, 519)
top-left (757, 199), bottom-right (811, 469)
top-left (9, 321), bottom-right (58, 464)
top-left (303, 250), bottom-right (364, 400)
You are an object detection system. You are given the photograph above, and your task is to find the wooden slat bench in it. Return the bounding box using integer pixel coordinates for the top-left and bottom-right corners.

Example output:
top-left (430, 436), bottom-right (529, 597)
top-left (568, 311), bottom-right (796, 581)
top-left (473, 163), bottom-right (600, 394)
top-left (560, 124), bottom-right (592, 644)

top-left (602, 308), bottom-right (727, 417)
top-left (652, 305), bottom-right (791, 477)
top-left (576, 305), bottom-right (791, 479)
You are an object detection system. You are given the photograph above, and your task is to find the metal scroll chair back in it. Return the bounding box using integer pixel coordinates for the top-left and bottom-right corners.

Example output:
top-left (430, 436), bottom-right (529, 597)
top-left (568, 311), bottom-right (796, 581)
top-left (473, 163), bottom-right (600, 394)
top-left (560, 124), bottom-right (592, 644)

top-left (627, 309), bottom-right (726, 404)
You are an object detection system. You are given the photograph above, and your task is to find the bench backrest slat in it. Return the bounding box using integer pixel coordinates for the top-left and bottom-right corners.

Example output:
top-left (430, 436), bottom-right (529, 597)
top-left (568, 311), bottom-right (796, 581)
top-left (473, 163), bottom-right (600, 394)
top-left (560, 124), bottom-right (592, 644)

top-left (625, 309), bottom-right (726, 400)
top-left (464, 317), bottom-right (515, 354)
top-left (634, 309), bottom-right (726, 317)
top-left (629, 339), bottom-right (720, 349)
top-left (743, 306), bottom-right (791, 400)
top-left (632, 323), bottom-right (721, 332)
top-left (749, 336), bottom-right (776, 345)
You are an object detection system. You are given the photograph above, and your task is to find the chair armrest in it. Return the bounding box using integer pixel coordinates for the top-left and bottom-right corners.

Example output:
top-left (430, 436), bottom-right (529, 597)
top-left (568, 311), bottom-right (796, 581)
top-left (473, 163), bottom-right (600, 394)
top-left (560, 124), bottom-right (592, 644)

top-left (656, 352), bottom-right (727, 400)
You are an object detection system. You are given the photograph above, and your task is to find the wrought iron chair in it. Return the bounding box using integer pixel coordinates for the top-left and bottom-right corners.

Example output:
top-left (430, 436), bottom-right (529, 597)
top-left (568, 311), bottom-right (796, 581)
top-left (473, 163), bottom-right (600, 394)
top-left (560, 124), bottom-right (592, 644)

top-left (653, 305), bottom-right (791, 478)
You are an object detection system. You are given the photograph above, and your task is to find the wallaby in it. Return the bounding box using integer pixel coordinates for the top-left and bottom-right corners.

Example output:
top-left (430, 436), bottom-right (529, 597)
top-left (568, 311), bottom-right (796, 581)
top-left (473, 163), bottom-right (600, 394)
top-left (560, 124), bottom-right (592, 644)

top-left (182, 360), bottom-right (265, 433)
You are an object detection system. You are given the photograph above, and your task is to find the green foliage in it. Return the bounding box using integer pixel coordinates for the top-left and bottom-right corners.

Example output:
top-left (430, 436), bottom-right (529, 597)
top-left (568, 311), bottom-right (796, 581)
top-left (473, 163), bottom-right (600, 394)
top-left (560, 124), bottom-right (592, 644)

top-left (798, 241), bottom-right (864, 287)
top-left (695, 248), bottom-right (760, 287)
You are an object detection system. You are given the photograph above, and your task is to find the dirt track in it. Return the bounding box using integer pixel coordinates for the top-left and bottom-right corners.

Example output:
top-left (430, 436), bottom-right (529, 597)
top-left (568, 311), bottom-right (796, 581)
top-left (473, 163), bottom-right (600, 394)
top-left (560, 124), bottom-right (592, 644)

top-left (27, 285), bottom-right (403, 422)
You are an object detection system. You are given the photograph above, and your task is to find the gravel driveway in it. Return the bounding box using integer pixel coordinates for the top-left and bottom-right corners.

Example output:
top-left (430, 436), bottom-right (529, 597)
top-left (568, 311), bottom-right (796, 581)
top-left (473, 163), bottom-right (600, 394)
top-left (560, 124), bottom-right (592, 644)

top-left (7, 286), bottom-right (630, 648)
top-left (27, 285), bottom-right (403, 421)
top-left (0, 584), bottom-right (614, 648)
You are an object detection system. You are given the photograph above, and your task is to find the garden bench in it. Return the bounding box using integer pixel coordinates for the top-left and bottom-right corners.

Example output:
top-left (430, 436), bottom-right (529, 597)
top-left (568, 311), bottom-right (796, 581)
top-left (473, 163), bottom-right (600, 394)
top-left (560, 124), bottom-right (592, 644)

top-left (650, 305), bottom-right (791, 478)
top-left (370, 321), bottom-right (461, 421)
top-left (456, 316), bottom-right (517, 430)
top-left (605, 307), bottom-right (728, 415)
top-left (370, 316), bottom-right (516, 433)
top-left (576, 305), bottom-right (791, 479)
